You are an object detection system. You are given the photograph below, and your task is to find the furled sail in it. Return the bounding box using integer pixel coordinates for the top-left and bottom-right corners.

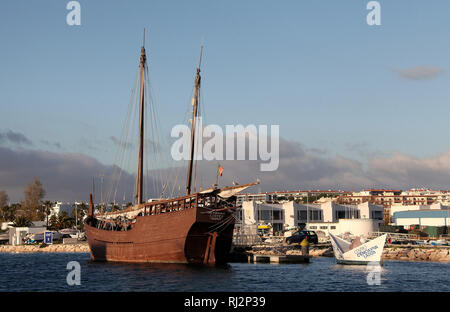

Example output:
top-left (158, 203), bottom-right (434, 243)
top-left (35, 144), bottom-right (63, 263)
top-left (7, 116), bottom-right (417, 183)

top-left (217, 182), bottom-right (260, 198)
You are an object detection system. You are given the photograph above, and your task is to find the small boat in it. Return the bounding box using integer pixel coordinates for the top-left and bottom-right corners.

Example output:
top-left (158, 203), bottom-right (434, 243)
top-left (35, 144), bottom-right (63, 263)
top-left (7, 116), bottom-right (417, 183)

top-left (329, 233), bottom-right (387, 265)
top-left (59, 228), bottom-right (81, 238)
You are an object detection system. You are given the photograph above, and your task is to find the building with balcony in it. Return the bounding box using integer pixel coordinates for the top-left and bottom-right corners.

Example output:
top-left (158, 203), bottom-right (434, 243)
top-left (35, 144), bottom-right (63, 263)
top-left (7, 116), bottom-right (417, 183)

top-left (240, 200), bottom-right (384, 236)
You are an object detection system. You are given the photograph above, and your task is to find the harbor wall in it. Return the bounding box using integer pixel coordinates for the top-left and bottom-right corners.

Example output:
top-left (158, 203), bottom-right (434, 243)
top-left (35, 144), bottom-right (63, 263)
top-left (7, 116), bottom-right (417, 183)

top-left (240, 245), bottom-right (450, 262)
top-left (2, 243), bottom-right (450, 263)
top-left (0, 243), bottom-right (90, 253)
top-left (382, 246), bottom-right (450, 262)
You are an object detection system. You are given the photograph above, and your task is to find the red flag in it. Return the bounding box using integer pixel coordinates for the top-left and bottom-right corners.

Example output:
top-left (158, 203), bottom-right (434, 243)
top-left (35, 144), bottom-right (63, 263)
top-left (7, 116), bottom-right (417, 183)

top-left (218, 165), bottom-right (224, 177)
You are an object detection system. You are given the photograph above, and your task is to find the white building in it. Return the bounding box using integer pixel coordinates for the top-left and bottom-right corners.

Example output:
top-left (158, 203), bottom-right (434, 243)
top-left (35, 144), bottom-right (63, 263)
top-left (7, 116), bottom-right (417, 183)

top-left (8, 221), bottom-right (47, 245)
top-left (305, 202), bottom-right (383, 236)
top-left (389, 203), bottom-right (448, 217)
top-left (240, 201), bottom-right (286, 232)
top-left (50, 202), bottom-right (75, 217)
top-left (240, 200), bottom-right (384, 236)
top-left (306, 219), bottom-right (383, 237)
top-left (393, 210), bottom-right (450, 227)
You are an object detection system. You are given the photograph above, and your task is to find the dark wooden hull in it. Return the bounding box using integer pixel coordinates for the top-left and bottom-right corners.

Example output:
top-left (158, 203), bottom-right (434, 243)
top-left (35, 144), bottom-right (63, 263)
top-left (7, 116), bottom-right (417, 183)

top-left (84, 206), bottom-right (235, 264)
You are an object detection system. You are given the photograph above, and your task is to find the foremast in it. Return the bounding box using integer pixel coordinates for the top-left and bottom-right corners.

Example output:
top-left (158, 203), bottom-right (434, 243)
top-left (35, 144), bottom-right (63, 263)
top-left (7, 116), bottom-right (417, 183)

top-left (186, 46), bottom-right (203, 195)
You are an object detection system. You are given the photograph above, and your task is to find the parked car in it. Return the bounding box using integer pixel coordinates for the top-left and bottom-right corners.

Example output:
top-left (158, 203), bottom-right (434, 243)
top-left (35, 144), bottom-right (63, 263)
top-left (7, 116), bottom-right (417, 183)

top-left (286, 230), bottom-right (318, 245)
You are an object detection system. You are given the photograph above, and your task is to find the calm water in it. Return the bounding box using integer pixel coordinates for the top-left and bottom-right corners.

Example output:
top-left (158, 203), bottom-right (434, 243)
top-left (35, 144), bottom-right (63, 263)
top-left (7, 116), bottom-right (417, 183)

top-left (0, 253), bottom-right (449, 292)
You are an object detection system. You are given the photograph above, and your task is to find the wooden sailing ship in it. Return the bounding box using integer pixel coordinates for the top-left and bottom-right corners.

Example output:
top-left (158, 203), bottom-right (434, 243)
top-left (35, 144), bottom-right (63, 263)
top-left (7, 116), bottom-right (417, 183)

top-left (84, 35), bottom-right (258, 264)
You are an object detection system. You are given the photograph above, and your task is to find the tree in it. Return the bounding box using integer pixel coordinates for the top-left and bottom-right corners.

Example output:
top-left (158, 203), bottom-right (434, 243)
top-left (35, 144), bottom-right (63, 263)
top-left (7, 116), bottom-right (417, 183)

top-left (42, 200), bottom-right (53, 229)
top-left (72, 204), bottom-right (86, 230)
top-left (79, 202), bottom-right (88, 213)
top-left (23, 177), bottom-right (46, 221)
top-left (55, 211), bottom-right (74, 230)
top-left (2, 203), bottom-right (20, 222)
top-left (48, 215), bottom-right (58, 231)
top-left (13, 215), bottom-right (32, 227)
top-left (0, 190), bottom-right (10, 221)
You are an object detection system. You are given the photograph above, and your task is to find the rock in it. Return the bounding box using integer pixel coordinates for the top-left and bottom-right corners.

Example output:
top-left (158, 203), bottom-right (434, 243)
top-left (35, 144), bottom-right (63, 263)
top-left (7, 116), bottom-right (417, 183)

top-left (407, 250), bottom-right (416, 259)
top-left (417, 251), bottom-right (428, 261)
top-left (429, 252), bottom-right (439, 261)
top-left (437, 250), bottom-right (449, 260)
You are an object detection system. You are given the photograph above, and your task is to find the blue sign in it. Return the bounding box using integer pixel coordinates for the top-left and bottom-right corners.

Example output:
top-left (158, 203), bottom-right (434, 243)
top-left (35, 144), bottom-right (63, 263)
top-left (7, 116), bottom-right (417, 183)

top-left (44, 231), bottom-right (53, 244)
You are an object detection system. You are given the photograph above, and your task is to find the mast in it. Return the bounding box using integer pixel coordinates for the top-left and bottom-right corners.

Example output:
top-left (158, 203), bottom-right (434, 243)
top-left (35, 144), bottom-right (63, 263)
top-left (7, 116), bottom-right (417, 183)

top-left (186, 46), bottom-right (203, 195)
top-left (136, 30), bottom-right (146, 205)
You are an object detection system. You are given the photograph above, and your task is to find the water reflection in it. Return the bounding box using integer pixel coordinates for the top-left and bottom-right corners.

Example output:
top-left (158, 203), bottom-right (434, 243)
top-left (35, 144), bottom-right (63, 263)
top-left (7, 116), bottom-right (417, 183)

top-left (1, 253), bottom-right (449, 292)
top-left (83, 259), bottom-right (235, 291)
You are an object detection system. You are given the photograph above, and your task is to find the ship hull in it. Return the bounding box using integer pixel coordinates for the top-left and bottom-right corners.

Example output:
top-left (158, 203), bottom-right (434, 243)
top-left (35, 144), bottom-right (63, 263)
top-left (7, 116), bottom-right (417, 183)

top-left (84, 206), bottom-right (234, 264)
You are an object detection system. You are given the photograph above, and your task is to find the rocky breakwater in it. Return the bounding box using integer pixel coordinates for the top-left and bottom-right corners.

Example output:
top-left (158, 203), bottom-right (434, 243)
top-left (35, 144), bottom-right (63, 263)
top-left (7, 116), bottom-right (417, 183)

top-left (230, 244), bottom-right (334, 260)
top-left (230, 244), bottom-right (450, 263)
top-left (382, 246), bottom-right (450, 262)
top-left (0, 243), bottom-right (90, 253)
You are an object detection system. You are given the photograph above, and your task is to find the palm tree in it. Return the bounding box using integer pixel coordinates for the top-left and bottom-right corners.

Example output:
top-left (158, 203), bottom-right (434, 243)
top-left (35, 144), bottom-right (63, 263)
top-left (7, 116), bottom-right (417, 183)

top-left (13, 216), bottom-right (32, 227)
top-left (56, 212), bottom-right (74, 230)
top-left (48, 215), bottom-right (58, 231)
top-left (1, 204), bottom-right (18, 222)
top-left (42, 200), bottom-right (53, 229)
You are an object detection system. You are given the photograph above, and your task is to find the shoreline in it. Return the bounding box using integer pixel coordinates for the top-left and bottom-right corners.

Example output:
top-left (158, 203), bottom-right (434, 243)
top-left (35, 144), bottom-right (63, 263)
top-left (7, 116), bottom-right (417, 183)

top-left (381, 246), bottom-right (450, 262)
top-left (0, 243), bottom-right (90, 253)
top-left (237, 244), bottom-right (450, 263)
top-left (2, 243), bottom-right (450, 263)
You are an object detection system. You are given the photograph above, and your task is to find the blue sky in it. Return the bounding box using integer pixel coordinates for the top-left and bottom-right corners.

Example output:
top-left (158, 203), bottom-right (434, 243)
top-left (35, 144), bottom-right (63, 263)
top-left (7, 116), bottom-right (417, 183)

top-left (1, 1), bottom-right (450, 184)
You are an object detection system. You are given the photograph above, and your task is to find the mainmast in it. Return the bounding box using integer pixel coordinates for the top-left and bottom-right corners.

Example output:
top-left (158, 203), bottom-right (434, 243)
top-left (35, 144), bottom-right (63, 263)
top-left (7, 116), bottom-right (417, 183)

top-left (186, 46), bottom-right (203, 195)
top-left (136, 30), bottom-right (147, 205)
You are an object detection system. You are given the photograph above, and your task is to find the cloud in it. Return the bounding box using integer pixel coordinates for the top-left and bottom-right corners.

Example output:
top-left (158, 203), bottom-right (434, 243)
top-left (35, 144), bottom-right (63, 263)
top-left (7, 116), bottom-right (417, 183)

top-left (79, 137), bottom-right (103, 151)
top-left (0, 146), bottom-right (138, 203)
top-left (193, 138), bottom-right (450, 192)
top-left (0, 130), bottom-right (32, 146)
top-left (368, 152), bottom-right (450, 189)
top-left (2, 138), bottom-right (450, 203)
top-left (110, 136), bottom-right (134, 150)
top-left (192, 138), bottom-right (373, 192)
top-left (308, 147), bottom-right (328, 155)
top-left (40, 140), bottom-right (63, 149)
top-left (109, 136), bottom-right (160, 151)
top-left (391, 66), bottom-right (444, 80)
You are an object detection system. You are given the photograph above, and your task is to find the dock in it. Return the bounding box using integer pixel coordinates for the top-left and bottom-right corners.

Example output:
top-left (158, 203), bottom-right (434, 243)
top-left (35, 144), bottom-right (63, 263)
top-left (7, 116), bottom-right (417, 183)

top-left (247, 254), bottom-right (310, 264)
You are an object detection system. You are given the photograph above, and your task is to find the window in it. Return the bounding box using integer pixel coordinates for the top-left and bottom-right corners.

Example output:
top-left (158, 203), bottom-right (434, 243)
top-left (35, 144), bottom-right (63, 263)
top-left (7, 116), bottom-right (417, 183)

top-left (372, 211), bottom-right (383, 219)
top-left (336, 211), bottom-right (346, 219)
top-left (260, 210), bottom-right (271, 220)
top-left (310, 210), bottom-right (320, 221)
top-left (309, 226), bottom-right (317, 229)
top-left (273, 210), bottom-right (281, 220)
top-left (298, 210), bottom-right (307, 220)
top-left (320, 226), bottom-right (328, 230)
top-left (330, 226), bottom-right (336, 229)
